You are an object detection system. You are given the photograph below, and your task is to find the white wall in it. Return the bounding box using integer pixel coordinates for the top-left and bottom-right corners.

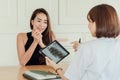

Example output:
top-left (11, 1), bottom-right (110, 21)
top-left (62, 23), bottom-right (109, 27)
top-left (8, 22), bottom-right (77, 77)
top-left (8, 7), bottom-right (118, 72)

top-left (0, 0), bottom-right (58, 66)
top-left (0, 0), bottom-right (120, 66)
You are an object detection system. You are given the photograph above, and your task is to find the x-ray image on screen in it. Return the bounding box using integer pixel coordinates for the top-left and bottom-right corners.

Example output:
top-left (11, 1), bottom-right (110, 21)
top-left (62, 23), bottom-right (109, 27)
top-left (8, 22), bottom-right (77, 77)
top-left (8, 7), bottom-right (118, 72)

top-left (40, 40), bottom-right (70, 63)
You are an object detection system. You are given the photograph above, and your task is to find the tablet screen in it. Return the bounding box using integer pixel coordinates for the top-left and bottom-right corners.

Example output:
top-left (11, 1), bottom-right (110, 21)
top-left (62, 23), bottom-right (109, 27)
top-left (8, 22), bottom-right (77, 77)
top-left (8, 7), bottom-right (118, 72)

top-left (39, 40), bottom-right (70, 63)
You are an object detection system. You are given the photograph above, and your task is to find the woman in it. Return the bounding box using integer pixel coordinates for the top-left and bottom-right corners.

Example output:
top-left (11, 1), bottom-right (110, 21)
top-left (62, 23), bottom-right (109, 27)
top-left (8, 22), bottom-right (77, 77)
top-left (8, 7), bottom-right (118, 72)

top-left (46, 4), bottom-right (120, 80)
top-left (17, 8), bottom-right (55, 66)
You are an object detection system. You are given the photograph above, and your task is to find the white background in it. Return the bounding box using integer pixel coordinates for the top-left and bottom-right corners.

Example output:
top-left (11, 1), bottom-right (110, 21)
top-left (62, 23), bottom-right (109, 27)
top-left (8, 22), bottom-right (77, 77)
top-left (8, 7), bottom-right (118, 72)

top-left (0, 0), bottom-right (120, 66)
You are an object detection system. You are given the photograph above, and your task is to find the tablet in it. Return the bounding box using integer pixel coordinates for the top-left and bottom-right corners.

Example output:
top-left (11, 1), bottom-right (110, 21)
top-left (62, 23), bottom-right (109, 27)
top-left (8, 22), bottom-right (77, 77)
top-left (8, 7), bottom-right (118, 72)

top-left (39, 40), bottom-right (70, 63)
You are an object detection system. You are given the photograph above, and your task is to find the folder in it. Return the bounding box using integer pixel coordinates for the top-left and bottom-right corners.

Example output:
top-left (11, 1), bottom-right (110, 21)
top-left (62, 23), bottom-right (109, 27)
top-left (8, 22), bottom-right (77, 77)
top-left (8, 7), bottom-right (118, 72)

top-left (23, 70), bottom-right (61, 80)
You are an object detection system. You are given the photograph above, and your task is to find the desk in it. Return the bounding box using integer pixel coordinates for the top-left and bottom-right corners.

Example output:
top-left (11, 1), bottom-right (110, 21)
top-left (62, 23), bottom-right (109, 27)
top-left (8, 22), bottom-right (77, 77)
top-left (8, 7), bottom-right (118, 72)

top-left (0, 64), bottom-right (68, 80)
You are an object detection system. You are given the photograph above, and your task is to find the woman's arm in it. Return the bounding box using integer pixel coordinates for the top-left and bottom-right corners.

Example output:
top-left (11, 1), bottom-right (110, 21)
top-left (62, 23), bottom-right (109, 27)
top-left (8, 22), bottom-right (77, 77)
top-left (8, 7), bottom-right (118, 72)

top-left (38, 31), bottom-right (55, 48)
top-left (17, 33), bottom-right (39, 66)
top-left (45, 57), bottom-right (69, 80)
top-left (56, 69), bottom-right (68, 80)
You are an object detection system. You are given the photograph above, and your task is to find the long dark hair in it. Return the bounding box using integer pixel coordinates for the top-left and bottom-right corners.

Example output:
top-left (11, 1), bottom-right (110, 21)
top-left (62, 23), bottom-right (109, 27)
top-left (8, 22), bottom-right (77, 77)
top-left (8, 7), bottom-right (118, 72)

top-left (30, 8), bottom-right (53, 45)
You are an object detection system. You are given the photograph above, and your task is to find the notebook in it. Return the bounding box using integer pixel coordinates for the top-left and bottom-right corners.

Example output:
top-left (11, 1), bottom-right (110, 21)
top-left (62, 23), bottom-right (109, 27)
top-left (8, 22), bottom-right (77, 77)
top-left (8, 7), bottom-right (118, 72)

top-left (39, 40), bottom-right (70, 63)
top-left (23, 70), bottom-right (61, 80)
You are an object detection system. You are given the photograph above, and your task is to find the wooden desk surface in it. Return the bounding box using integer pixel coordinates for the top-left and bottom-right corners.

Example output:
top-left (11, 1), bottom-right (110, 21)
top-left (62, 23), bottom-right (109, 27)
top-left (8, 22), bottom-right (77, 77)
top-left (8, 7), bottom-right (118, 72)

top-left (0, 64), bottom-right (68, 80)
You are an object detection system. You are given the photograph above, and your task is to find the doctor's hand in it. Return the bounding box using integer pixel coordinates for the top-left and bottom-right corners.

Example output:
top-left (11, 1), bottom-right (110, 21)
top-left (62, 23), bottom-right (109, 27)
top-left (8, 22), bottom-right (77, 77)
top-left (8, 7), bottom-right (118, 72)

top-left (45, 57), bottom-right (60, 70)
top-left (71, 41), bottom-right (80, 52)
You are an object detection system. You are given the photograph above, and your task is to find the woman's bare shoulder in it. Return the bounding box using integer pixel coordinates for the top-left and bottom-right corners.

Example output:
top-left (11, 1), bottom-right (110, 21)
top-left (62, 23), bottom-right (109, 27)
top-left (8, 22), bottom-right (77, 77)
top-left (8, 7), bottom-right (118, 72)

top-left (17, 33), bottom-right (27, 39)
top-left (17, 32), bottom-right (28, 44)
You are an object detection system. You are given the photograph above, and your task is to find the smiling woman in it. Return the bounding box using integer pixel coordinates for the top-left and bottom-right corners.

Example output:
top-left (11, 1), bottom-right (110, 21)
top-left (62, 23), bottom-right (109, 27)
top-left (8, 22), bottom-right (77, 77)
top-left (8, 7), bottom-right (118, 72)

top-left (17, 8), bottom-right (56, 66)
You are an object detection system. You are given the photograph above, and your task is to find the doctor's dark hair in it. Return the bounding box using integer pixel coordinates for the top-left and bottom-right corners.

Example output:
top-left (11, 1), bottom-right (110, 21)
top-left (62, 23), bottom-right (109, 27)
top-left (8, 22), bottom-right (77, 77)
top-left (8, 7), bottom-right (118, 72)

top-left (30, 8), bottom-right (53, 45)
top-left (87, 4), bottom-right (120, 38)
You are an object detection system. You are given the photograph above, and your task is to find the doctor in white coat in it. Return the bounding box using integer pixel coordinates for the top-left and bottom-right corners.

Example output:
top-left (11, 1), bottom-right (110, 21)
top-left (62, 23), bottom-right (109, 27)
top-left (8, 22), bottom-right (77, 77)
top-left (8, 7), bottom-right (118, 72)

top-left (46, 4), bottom-right (120, 80)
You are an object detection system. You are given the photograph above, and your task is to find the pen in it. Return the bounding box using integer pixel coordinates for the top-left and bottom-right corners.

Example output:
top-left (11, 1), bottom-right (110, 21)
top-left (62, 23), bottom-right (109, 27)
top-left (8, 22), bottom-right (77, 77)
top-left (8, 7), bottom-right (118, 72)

top-left (79, 38), bottom-right (81, 43)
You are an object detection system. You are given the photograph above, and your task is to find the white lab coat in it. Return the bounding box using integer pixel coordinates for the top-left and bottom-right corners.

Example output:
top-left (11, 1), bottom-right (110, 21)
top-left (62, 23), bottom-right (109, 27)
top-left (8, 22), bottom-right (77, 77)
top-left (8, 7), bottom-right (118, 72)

top-left (65, 38), bottom-right (120, 80)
